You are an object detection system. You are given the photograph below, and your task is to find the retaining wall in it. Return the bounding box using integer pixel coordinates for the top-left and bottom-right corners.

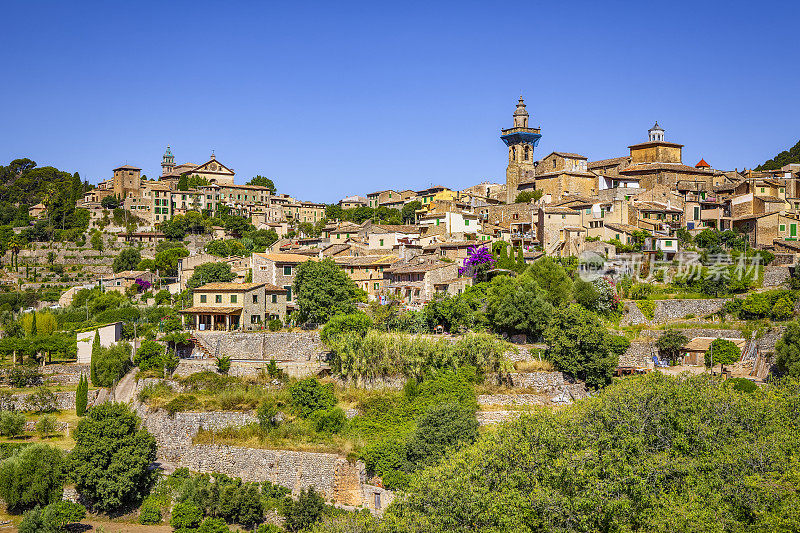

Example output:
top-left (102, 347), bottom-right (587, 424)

top-left (2, 389), bottom-right (99, 411)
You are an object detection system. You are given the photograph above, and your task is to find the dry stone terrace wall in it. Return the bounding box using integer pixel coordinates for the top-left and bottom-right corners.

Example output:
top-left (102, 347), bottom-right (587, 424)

top-left (41, 364), bottom-right (90, 385)
top-left (3, 389), bottom-right (99, 411)
top-left (653, 298), bottom-right (728, 322)
top-left (192, 331), bottom-right (326, 362)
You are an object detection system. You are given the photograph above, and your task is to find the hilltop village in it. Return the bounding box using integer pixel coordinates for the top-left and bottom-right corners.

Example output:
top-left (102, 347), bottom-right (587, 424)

top-left (0, 100), bottom-right (800, 532)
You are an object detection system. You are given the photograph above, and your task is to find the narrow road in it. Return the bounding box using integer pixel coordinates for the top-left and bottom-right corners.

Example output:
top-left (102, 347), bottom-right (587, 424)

top-left (112, 368), bottom-right (138, 404)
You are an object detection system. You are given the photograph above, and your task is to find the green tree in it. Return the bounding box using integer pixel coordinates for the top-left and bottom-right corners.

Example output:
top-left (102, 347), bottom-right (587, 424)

top-left (36, 415), bottom-right (58, 438)
top-left (76, 374), bottom-right (88, 416)
top-left (171, 501), bottom-right (202, 531)
top-left (69, 403), bottom-right (157, 512)
top-left (320, 313), bottom-right (373, 344)
top-left (138, 495), bottom-right (162, 524)
top-left (135, 340), bottom-right (165, 372)
top-left (216, 355), bottom-right (232, 374)
top-left (0, 411), bottom-right (26, 437)
top-left (89, 330), bottom-right (100, 385)
top-left (93, 342), bottom-right (133, 386)
top-left (773, 297), bottom-right (794, 321)
top-left (101, 195), bottom-right (119, 209)
top-left (485, 274), bottom-right (553, 340)
top-left (18, 501), bottom-right (86, 533)
top-left (293, 259), bottom-right (365, 323)
top-left (704, 338), bottom-right (741, 372)
top-left (154, 246), bottom-right (189, 277)
top-left (544, 304), bottom-right (618, 388)
top-left (405, 402), bottom-right (479, 471)
top-left (187, 262), bottom-right (236, 291)
top-left (30, 311), bottom-right (37, 337)
top-left (0, 443), bottom-right (65, 512)
top-left (198, 516), bottom-right (232, 532)
top-left (656, 331), bottom-right (688, 365)
top-left (755, 139), bottom-right (800, 170)
top-left (776, 321), bottom-right (800, 377)
top-left (113, 247), bottom-right (142, 273)
top-left (514, 190), bottom-right (540, 203)
top-left (288, 378), bottom-right (336, 418)
top-left (401, 200), bottom-right (422, 223)
top-left (90, 231), bottom-right (103, 251)
top-left (247, 175), bottom-right (277, 193)
top-left (528, 256), bottom-right (573, 307)
top-left (283, 487), bottom-right (325, 532)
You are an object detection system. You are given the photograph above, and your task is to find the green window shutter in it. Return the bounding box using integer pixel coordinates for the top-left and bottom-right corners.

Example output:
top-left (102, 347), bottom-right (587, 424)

top-left (271, 294), bottom-right (277, 303)
top-left (200, 295), bottom-right (207, 303)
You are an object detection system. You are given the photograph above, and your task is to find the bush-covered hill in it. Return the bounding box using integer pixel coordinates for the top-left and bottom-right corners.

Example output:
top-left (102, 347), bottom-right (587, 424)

top-left (755, 139), bottom-right (800, 171)
top-left (0, 158), bottom-right (90, 228)
top-left (320, 373), bottom-right (800, 532)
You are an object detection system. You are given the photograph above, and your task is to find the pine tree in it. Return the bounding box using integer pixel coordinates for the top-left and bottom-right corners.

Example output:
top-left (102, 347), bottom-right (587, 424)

top-left (76, 374), bottom-right (88, 416)
top-left (90, 331), bottom-right (100, 385)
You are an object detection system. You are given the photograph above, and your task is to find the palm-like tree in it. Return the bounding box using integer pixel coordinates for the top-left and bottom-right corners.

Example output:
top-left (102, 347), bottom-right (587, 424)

top-left (8, 236), bottom-right (22, 271)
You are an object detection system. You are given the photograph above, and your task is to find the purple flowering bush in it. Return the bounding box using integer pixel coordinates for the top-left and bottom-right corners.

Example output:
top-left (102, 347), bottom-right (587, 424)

top-left (459, 246), bottom-right (496, 281)
top-left (134, 278), bottom-right (151, 292)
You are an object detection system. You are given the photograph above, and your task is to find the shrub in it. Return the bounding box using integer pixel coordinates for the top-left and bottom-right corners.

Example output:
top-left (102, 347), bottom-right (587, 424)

top-left (0, 443), bottom-right (65, 512)
top-left (635, 300), bottom-right (655, 320)
top-left (216, 355), bottom-right (232, 374)
top-left (257, 398), bottom-right (279, 432)
top-left (198, 516), bottom-right (232, 532)
top-left (18, 501), bottom-right (86, 533)
top-left (7, 367), bottom-right (42, 388)
top-left (25, 387), bottom-right (57, 413)
top-left (0, 411), bottom-right (26, 437)
top-left (728, 377), bottom-right (758, 394)
top-left (405, 402), bottom-right (479, 471)
top-left (165, 394), bottom-right (201, 415)
top-left (36, 415), bottom-right (58, 438)
top-left (138, 495), bottom-right (162, 524)
top-left (772, 297), bottom-right (794, 321)
top-left (288, 378), bottom-right (336, 418)
top-left (311, 407), bottom-right (347, 434)
top-left (268, 318), bottom-right (282, 331)
top-left (93, 341), bottom-right (133, 386)
top-left (283, 487), bottom-right (325, 532)
top-left (170, 501), bottom-right (202, 531)
top-left (135, 340), bottom-right (166, 372)
top-left (320, 313), bottom-right (373, 344)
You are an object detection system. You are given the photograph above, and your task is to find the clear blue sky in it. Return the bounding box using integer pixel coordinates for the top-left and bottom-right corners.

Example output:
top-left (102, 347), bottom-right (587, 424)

top-left (2, 0), bottom-right (798, 202)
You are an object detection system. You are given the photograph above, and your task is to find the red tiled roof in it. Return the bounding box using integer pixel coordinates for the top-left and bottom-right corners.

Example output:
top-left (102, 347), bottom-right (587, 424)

top-left (695, 158), bottom-right (711, 169)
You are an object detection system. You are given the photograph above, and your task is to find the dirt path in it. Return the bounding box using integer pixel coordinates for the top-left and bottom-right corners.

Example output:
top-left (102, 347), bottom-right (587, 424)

top-left (112, 369), bottom-right (138, 405)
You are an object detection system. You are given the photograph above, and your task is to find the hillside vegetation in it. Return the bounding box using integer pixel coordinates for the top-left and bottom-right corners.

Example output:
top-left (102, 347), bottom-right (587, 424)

top-left (316, 373), bottom-right (800, 533)
top-left (756, 139), bottom-right (800, 170)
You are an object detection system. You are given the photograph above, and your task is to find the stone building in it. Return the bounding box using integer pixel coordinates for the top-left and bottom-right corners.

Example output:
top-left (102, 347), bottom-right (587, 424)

top-left (536, 207), bottom-right (586, 257)
top-left (501, 96), bottom-right (542, 204)
top-left (160, 149), bottom-right (236, 186)
top-left (180, 282), bottom-right (287, 330)
top-left (618, 123), bottom-right (714, 190)
top-left (251, 253), bottom-right (317, 305)
top-left (334, 255), bottom-right (399, 300)
top-left (385, 256), bottom-right (460, 305)
top-left (113, 164), bottom-right (143, 199)
top-left (516, 152), bottom-right (597, 202)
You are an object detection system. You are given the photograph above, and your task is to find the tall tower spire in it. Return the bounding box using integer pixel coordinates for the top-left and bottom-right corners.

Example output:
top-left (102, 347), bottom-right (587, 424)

top-left (161, 145), bottom-right (175, 176)
top-left (501, 96), bottom-right (542, 203)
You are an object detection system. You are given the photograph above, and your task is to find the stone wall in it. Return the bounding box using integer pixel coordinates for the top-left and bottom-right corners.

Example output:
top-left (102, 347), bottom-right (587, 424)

top-left (192, 331), bottom-right (327, 363)
top-left (762, 266), bottom-right (790, 287)
top-left (41, 364), bottom-right (91, 385)
top-left (173, 359), bottom-right (323, 379)
top-left (477, 394), bottom-right (546, 406)
top-left (4, 389), bottom-right (99, 411)
top-left (477, 410), bottom-right (523, 426)
top-left (137, 405), bottom-right (392, 512)
top-left (653, 298), bottom-right (728, 322)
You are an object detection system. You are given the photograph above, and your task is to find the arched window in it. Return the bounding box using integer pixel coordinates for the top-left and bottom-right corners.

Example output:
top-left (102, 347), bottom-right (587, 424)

top-left (524, 146), bottom-right (530, 160)
top-left (511, 146), bottom-right (516, 160)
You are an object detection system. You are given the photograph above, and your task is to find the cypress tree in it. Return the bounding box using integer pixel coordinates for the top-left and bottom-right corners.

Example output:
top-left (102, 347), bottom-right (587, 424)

top-left (516, 246), bottom-right (525, 272)
top-left (76, 374), bottom-right (88, 416)
top-left (90, 330), bottom-right (100, 385)
top-left (30, 312), bottom-right (37, 337)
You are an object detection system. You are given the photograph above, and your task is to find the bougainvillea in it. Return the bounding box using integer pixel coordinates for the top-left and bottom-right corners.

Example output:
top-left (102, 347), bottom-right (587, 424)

top-left (134, 278), bottom-right (152, 292)
top-left (459, 246), bottom-right (496, 281)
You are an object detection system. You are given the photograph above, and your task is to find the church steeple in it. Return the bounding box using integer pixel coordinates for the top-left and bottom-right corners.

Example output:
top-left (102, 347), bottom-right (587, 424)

top-left (501, 96), bottom-right (542, 203)
top-left (513, 96), bottom-right (529, 128)
top-left (161, 146), bottom-right (175, 176)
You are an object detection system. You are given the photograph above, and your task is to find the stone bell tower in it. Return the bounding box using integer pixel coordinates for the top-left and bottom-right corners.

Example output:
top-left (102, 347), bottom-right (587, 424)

top-left (161, 146), bottom-right (175, 176)
top-left (501, 96), bottom-right (542, 203)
